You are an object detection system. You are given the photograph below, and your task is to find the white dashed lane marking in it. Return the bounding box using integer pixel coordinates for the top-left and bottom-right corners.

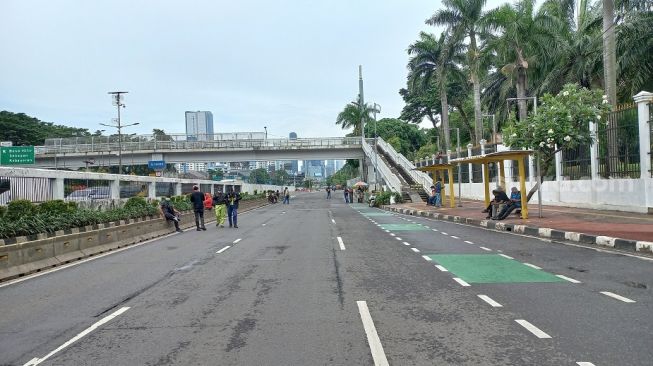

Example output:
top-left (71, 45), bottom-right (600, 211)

top-left (453, 278), bottom-right (471, 287)
top-left (600, 291), bottom-right (636, 303)
top-left (480, 246), bottom-right (492, 251)
top-left (478, 295), bottom-right (503, 307)
top-left (515, 319), bottom-right (552, 339)
top-left (216, 246), bottom-right (231, 254)
top-left (411, 248), bottom-right (420, 253)
top-left (523, 263), bottom-right (542, 270)
top-left (556, 274), bottom-right (581, 284)
top-left (435, 265), bottom-right (448, 272)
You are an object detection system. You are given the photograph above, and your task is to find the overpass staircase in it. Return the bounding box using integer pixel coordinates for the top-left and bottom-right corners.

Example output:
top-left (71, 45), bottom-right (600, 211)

top-left (374, 138), bottom-right (431, 203)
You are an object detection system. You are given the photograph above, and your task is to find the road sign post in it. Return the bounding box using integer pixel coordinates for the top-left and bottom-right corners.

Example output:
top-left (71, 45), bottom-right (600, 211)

top-left (1, 146), bottom-right (35, 165)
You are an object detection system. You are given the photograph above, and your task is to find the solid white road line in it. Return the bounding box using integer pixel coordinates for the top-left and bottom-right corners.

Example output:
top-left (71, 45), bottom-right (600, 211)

top-left (337, 237), bottom-right (346, 251)
top-left (556, 274), bottom-right (581, 284)
top-left (422, 255), bottom-right (432, 261)
top-left (233, 238), bottom-right (242, 244)
top-left (24, 307), bottom-right (130, 366)
top-left (478, 294), bottom-right (503, 307)
top-left (435, 265), bottom-right (448, 272)
top-left (356, 301), bottom-right (390, 366)
top-left (480, 246), bottom-right (492, 251)
top-left (499, 254), bottom-right (514, 259)
top-left (577, 362), bottom-right (596, 366)
top-left (411, 248), bottom-right (420, 253)
top-left (464, 240), bottom-right (474, 244)
top-left (216, 246), bottom-right (231, 254)
top-left (450, 235), bottom-right (460, 239)
top-left (515, 319), bottom-right (552, 339)
top-left (600, 291), bottom-right (636, 303)
top-left (523, 263), bottom-right (542, 269)
top-left (453, 278), bottom-right (471, 287)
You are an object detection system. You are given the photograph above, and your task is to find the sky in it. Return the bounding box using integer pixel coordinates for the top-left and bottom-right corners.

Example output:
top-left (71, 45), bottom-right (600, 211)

top-left (1, 0), bottom-right (502, 139)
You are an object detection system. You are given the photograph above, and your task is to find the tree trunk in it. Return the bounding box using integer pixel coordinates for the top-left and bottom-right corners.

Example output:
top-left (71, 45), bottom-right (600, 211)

top-left (438, 71), bottom-right (451, 151)
top-left (516, 67), bottom-right (528, 122)
top-left (469, 31), bottom-right (483, 145)
top-left (602, 0), bottom-right (619, 177)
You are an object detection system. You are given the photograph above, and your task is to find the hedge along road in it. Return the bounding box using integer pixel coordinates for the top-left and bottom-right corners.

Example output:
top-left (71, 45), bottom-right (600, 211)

top-left (0, 192), bottom-right (649, 365)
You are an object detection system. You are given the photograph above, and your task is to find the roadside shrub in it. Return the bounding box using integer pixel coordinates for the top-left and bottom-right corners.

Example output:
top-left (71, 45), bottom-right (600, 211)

top-left (0, 206), bottom-right (6, 218)
top-left (124, 196), bottom-right (148, 210)
top-left (372, 191), bottom-right (403, 207)
top-left (38, 200), bottom-right (77, 215)
top-left (6, 200), bottom-right (36, 220)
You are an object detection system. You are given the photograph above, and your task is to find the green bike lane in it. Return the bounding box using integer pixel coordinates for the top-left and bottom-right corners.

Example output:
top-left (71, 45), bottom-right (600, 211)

top-left (351, 204), bottom-right (653, 366)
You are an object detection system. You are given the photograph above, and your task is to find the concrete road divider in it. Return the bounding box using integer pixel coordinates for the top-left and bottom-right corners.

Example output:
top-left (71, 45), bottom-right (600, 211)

top-left (0, 198), bottom-right (269, 282)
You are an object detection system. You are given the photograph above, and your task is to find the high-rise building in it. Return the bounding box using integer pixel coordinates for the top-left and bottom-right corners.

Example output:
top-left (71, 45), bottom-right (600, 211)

top-left (289, 132), bottom-right (297, 140)
top-left (305, 160), bottom-right (325, 179)
top-left (185, 111), bottom-right (214, 141)
top-left (325, 160), bottom-right (336, 177)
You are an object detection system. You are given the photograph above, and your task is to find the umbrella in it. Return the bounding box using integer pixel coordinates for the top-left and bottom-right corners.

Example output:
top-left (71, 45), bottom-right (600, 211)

top-left (353, 181), bottom-right (368, 187)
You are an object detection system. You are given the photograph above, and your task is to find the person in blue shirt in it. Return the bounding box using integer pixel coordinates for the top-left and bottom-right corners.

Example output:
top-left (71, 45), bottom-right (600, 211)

top-left (434, 181), bottom-right (442, 207)
top-left (494, 187), bottom-right (521, 220)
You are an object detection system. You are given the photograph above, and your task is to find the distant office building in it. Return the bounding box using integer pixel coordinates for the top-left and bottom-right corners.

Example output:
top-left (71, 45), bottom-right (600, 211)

top-left (335, 160), bottom-right (345, 171)
top-left (175, 162), bottom-right (208, 172)
top-left (325, 160), bottom-right (336, 177)
top-left (290, 160), bottom-right (299, 174)
top-left (289, 132), bottom-right (297, 140)
top-left (185, 111), bottom-right (214, 141)
top-left (305, 160), bottom-right (325, 179)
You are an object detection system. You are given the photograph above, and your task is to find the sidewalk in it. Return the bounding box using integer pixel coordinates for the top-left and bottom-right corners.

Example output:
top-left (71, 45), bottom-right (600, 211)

top-left (386, 200), bottom-right (653, 252)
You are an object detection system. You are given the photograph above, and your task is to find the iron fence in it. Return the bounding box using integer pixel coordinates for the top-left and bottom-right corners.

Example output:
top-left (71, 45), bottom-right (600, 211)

top-left (597, 104), bottom-right (640, 178)
top-left (650, 102), bottom-right (653, 177)
top-left (155, 182), bottom-right (176, 198)
top-left (0, 176), bottom-right (52, 204)
top-left (63, 179), bottom-right (112, 201)
top-left (119, 181), bottom-right (148, 199)
top-left (561, 145), bottom-right (592, 180)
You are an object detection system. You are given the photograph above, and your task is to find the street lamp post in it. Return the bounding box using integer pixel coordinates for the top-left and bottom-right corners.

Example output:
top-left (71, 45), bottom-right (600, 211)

top-left (372, 103), bottom-right (381, 191)
top-left (102, 91), bottom-right (139, 175)
top-left (506, 96), bottom-right (540, 217)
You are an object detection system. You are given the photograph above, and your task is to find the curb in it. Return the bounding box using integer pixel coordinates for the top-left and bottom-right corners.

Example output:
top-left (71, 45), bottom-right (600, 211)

top-left (382, 206), bottom-right (653, 254)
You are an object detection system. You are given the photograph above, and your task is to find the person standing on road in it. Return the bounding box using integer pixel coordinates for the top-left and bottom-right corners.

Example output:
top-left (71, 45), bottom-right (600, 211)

top-left (344, 187), bottom-right (349, 203)
top-left (190, 186), bottom-right (207, 231)
top-left (159, 197), bottom-right (183, 233)
top-left (212, 191), bottom-right (227, 227)
top-left (226, 189), bottom-right (241, 228)
top-left (283, 187), bottom-right (290, 204)
top-left (326, 186), bottom-right (331, 199)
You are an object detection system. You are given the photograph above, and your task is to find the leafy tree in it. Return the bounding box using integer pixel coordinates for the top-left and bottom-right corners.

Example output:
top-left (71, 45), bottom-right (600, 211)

top-left (363, 118), bottom-right (427, 158)
top-left (335, 99), bottom-right (376, 136)
top-left (271, 170), bottom-right (290, 185)
top-left (248, 168), bottom-right (270, 184)
top-left (428, 0), bottom-right (487, 144)
top-left (503, 84), bottom-right (610, 195)
top-left (0, 111), bottom-right (89, 146)
top-left (152, 128), bottom-right (173, 141)
top-left (326, 160), bottom-right (359, 187)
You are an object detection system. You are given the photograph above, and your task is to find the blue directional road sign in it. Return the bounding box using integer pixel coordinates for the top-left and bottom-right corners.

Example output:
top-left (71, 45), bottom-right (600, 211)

top-left (148, 160), bottom-right (166, 170)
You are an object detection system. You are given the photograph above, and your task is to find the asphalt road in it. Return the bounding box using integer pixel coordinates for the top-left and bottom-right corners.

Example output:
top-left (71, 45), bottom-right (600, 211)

top-left (0, 192), bottom-right (651, 365)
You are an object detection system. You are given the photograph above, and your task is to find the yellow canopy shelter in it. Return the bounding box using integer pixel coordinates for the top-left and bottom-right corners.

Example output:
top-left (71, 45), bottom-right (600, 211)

top-left (417, 163), bottom-right (456, 208)
top-left (449, 150), bottom-right (533, 219)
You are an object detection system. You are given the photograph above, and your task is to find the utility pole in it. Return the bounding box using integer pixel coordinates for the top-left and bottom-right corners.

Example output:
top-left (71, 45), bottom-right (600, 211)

top-left (358, 65), bottom-right (365, 143)
top-left (102, 91), bottom-right (139, 175)
top-left (372, 103), bottom-right (381, 191)
top-left (455, 128), bottom-right (462, 207)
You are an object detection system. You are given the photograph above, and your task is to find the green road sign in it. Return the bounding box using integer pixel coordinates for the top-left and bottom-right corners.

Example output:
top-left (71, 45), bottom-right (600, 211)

top-left (1, 146), bottom-right (35, 165)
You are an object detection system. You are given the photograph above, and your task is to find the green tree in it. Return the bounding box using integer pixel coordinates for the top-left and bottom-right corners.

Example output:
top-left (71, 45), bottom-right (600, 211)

top-left (152, 128), bottom-right (174, 141)
top-left (271, 170), bottom-right (290, 186)
top-left (335, 99), bottom-right (376, 136)
top-left (248, 168), bottom-right (270, 184)
top-left (0, 111), bottom-right (89, 146)
top-left (363, 118), bottom-right (427, 158)
top-left (428, 0), bottom-right (487, 144)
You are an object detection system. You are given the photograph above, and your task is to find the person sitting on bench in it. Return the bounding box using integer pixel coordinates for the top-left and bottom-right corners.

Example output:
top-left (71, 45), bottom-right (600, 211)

top-left (493, 187), bottom-right (521, 220)
top-left (482, 187), bottom-right (510, 219)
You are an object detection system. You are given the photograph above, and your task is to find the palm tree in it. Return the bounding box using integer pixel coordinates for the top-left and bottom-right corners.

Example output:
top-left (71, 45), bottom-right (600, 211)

top-left (428, 0), bottom-right (487, 144)
top-left (335, 99), bottom-right (375, 136)
top-left (602, 0), bottom-right (617, 105)
top-left (482, 0), bottom-right (555, 122)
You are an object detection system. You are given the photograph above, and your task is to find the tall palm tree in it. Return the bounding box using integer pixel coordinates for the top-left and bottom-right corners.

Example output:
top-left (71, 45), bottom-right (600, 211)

top-left (602, 0), bottom-right (618, 105)
top-left (482, 0), bottom-right (555, 122)
top-left (428, 0), bottom-right (487, 144)
top-left (408, 32), bottom-right (462, 149)
top-left (335, 99), bottom-right (375, 136)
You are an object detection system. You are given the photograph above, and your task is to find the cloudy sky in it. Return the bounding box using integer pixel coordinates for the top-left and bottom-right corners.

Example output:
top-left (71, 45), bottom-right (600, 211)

top-left (1, 0), bottom-right (501, 139)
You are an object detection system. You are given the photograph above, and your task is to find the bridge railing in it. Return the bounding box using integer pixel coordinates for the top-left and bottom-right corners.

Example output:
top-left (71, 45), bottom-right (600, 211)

top-left (362, 140), bottom-right (402, 193)
top-left (38, 136), bottom-right (363, 155)
top-left (376, 137), bottom-right (432, 193)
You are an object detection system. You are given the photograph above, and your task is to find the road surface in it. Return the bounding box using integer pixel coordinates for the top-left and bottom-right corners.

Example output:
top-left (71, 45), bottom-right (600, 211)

top-left (1, 192), bottom-right (651, 365)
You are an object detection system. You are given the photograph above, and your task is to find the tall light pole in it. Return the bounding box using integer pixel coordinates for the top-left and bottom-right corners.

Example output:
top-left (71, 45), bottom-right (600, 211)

top-left (372, 103), bottom-right (381, 191)
top-left (506, 96), bottom-right (540, 217)
top-left (102, 91), bottom-right (139, 175)
top-left (358, 65), bottom-right (365, 143)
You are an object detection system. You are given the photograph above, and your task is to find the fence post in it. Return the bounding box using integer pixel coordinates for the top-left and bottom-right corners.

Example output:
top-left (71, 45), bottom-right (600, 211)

top-left (589, 121), bottom-right (599, 180)
top-left (528, 152), bottom-right (535, 183)
top-left (52, 178), bottom-right (65, 200)
top-left (633, 91), bottom-right (653, 179)
top-left (110, 178), bottom-right (120, 200)
top-left (175, 183), bottom-right (182, 196)
top-left (480, 140), bottom-right (487, 184)
top-left (467, 144), bottom-right (473, 183)
top-left (555, 145), bottom-right (562, 181)
top-left (148, 181), bottom-right (156, 199)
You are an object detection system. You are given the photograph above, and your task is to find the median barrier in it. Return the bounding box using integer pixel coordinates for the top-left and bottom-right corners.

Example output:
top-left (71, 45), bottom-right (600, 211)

top-left (0, 198), bottom-right (269, 282)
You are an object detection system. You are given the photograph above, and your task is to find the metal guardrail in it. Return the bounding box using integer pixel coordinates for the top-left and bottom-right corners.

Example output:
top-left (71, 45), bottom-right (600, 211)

top-left (362, 140), bottom-right (402, 192)
top-left (376, 137), bottom-right (432, 192)
top-left (36, 136), bottom-right (363, 155)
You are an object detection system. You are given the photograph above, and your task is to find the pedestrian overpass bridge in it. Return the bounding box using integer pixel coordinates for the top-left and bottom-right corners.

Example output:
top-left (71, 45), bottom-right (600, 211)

top-left (31, 134), bottom-right (434, 200)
